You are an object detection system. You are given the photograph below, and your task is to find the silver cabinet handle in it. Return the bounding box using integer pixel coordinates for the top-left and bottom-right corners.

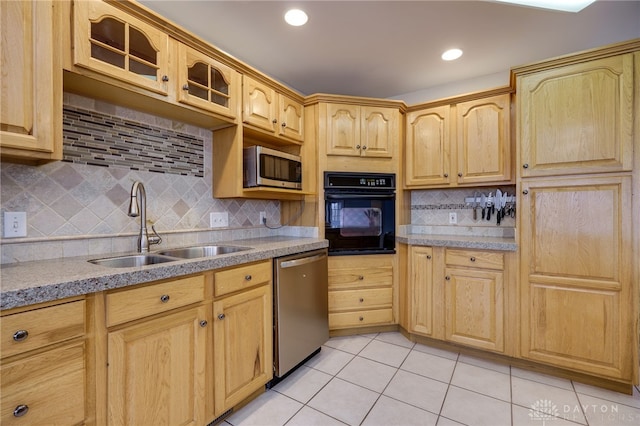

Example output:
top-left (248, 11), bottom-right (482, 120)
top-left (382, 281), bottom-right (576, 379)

top-left (359, 316), bottom-right (364, 321)
top-left (272, 119), bottom-right (278, 124)
top-left (523, 163), bottom-right (529, 169)
top-left (13, 404), bottom-right (29, 417)
top-left (245, 274), bottom-right (252, 281)
top-left (199, 320), bottom-right (208, 328)
top-left (470, 257), bottom-right (476, 262)
top-left (358, 275), bottom-right (364, 280)
top-left (218, 314), bottom-right (225, 320)
top-left (458, 173), bottom-right (463, 177)
top-left (182, 84), bottom-right (189, 90)
top-left (162, 75), bottom-right (169, 82)
top-left (523, 190), bottom-right (529, 195)
top-left (281, 122), bottom-right (287, 127)
top-left (444, 173), bottom-right (449, 178)
top-left (359, 298), bottom-right (364, 303)
top-left (362, 146), bottom-right (367, 150)
top-left (445, 276), bottom-right (451, 281)
top-left (160, 294), bottom-right (170, 303)
top-left (426, 255), bottom-right (432, 260)
top-left (356, 145), bottom-right (361, 149)
top-left (13, 330), bottom-right (28, 342)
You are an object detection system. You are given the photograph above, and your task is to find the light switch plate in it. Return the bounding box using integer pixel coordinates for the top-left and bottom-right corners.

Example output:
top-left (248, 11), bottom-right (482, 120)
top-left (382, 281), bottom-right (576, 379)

top-left (449, 212), bottom-right (457, 224)
top-left (210, 212), bottom-right (229, 228)
top-left (4, 212), bottom-right (27, 238)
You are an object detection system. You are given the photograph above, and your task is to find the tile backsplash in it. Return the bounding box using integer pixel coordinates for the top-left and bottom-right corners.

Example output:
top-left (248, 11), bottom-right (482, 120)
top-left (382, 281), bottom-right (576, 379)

top-left (0, 93), bottom-right (288, 263)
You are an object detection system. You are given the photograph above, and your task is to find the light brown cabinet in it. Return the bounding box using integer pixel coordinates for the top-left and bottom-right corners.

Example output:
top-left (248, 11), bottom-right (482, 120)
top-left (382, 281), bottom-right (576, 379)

top-left (104, 275), bottom-right (209, 425)
top-left (517, 53), bottom-right (636, 177)
top-left (325, 104), bottom-right (398, 158)
top-left (0, 0), bottom-right (62, 162)
top-left (243, 75), bottom-right (304, 143)
top-left (213, 261), bottom-right (272, 416)
top-left (408, 246), bottom-right (437, 338)
top-left (519, 175), bottom-right (634, 379)
top-left (405, 93), bottom-right (511, 188)
top-left (0, 298), bottom-right (86, 425)
top-left (328, 255), bottom-right (394, 330)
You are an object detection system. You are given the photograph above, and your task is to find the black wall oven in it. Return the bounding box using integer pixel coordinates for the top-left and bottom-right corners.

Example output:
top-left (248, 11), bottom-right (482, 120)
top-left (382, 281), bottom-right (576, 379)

top-left (324, 172), bottom-right (395, 256)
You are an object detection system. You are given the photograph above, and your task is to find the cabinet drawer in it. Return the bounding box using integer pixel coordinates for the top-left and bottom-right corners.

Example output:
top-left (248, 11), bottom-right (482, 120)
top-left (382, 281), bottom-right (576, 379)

top-left (106, 275), bottom-right (205, 327)
top-left (1, 300), bottom-right (85, 359)
top-left (445, 249), bottom-right (504, 270)
top-left (328, 266), bottom-right (392, 290)
top-left (329, 309), bottom-right (393, 329)
top-left (329, 288), bottom-right (392, 312)
top-left (214, 260), bottom-right (271, 297)
top-left (1, 342), bottom-right (85, 425)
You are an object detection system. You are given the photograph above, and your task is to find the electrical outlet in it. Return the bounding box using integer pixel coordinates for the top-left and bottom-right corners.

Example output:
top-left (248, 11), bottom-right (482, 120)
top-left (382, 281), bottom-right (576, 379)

top-left (4, 212), bottom-right (27, 238)
top-left (259, 211), bottom-right (267, 225)
top-left (210, 212), bottom-right (229, 228)
top-left (449, 212), bottom-right (457, 224)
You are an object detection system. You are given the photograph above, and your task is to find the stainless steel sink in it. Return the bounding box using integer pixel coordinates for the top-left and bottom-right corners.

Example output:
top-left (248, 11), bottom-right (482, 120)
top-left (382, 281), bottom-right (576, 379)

top-left (88, 254), bottom-right (178, 268)
top-left (156, 245), bottom-right (251, 259)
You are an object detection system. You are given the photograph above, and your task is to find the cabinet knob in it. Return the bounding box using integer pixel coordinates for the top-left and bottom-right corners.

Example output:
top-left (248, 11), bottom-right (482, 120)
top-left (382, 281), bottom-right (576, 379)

top-left (182, 84), bottom-right (189, 91)
top-left (358, 275), bottom-right (364, 280)
top-left (523, 189), bottom-right (529, 195)
top-left (162, 75), bottom-right (169, 82)
top-left (470, 257), bottom-right (476, 262)
top-left (272, 119), bottom-right (278, 124)
top-left (359, 316), bottom-right (364, 321)
top-left (523, 163), bottom-right (529, 169)
top-left (426, 255), bottom-right (432, 260)
top-left (445, 276), bottom-right (451, 281)
top-left (218, 314), bottom-right (226, 320)
top-left (444, 173), bottom-right (449, 178)
top-left (13, 404), bottom-right (29, 418)
top-left (160, 294), bottom-right (170, 303)
top-left (245, 274), bottom-right (252, 281)
top-left (281, 122), bottom-right (287, 127)
top-left (362, 146), bottom-right (367, 150)
top-left (13, 330), bottom-right (28, 342)
top-left (199, 320), bottom-right (208, 328)
top-left (458, 173), bottom-right (463, 177)
top-left (356, 145), bottom-right (361, 149)
top-left (359, 298), bottom-right (364, 303)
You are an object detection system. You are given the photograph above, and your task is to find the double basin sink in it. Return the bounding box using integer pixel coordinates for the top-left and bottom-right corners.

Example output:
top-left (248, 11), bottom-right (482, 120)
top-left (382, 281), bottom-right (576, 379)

top-left (89, 245), bottom-right (251, 268)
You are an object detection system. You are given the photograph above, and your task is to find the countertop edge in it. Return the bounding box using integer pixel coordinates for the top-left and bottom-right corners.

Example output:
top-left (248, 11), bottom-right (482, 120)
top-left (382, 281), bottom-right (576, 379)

top-left (396, 235), bottom-right (518, 252)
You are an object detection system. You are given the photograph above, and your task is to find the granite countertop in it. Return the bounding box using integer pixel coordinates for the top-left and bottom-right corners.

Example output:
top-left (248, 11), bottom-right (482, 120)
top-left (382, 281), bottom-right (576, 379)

top-left (397, 226), bottom-right (518, 252)
top-left (0, 236), bottom-right (328, 311)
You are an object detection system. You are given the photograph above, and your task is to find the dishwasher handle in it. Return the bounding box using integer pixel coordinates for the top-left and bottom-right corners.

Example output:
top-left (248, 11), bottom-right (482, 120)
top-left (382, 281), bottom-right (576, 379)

top-left (279, 253), bottom-right (326, 269)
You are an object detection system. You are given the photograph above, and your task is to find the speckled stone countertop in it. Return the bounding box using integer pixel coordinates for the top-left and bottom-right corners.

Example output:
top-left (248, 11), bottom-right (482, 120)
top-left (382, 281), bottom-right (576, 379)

top-left (0, 236), bottom-right (328, 311)
top-left (397, 225), bottom-right (518, 252)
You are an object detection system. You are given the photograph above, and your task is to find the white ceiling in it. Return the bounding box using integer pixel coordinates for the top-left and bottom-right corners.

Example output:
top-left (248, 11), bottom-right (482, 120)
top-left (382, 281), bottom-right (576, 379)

top-left (139, 0), bottom-right (640, 102)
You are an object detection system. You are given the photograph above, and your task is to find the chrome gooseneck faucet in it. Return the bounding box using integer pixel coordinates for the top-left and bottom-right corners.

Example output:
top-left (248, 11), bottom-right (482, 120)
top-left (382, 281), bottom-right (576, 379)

top-left (128, 181), bottom-right (161, 252)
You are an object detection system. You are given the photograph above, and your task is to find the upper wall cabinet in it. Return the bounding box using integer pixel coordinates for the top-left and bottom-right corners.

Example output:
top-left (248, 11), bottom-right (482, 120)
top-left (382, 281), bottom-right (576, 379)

top-left (243, 75), bottom-right (304, 143)
top-left (1, 0), bottom-right (62, 163)
top-left (405, 91), bottom-right (512, 188)
top-left (177, 43), bottom-right (239, 120)
top-left (73, 0), bottom-right (170, 95)
top-left (325, 104), bottom-right (398, 158)
top-left (516, 53), bottom-right (636, 177)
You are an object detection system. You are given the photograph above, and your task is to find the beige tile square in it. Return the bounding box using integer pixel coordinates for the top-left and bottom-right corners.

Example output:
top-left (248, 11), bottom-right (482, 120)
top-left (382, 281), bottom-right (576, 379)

top-left (511, 367), bottom-right (573, 390)
top-left (375, 331), bottom-right (415, 349)
top-left (451, 362), bottom-right (511, 402)
top-left (441, 386), bottom-right (511, 426)
top-left (412, 342), bottom-right (459, 361)
top-left (359, 339), bottom-right (411, 368)
top-left (457, 353), bottom-right (510, 375)
top-left (308, 378), bottom-right (378, 426)
top-left (574, 382), bottom-right (640, 409)
top-left (285, 406), bottom-right (346, 426)
top-left (337, 356), bottom-right (397, 393)
top-left (436, 417), bottom-right (466, 426)
top-left (225, 390), bottom-right (302, 426)
top-left (512, 404), bottom-right (579, 426)
top-left (401, 350), bottom-right (456, 383)
top-left (325, 335), bottom-right (373, 354)
top-left (304, 346), bottom-right (354, 375)
top-left (362, 395), bottom-right (438, 426)
top-left (578, 393), bottom-right (640, 426)
top-left (512, 377), bottom-right (586, 424)
top-left (273, 365), bottom-right (332, 403)
top-left (383, 369), bottom-right (448, 414)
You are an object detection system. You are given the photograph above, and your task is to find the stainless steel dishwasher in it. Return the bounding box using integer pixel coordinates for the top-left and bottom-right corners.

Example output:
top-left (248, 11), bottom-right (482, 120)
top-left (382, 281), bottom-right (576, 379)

top-left (273, 248), bottom-right (329, 379)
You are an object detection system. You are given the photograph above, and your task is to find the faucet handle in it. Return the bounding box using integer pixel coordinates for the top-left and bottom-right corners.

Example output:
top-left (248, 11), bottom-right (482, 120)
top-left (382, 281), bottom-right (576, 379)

top-left (149, 224), bottom-right (162, 246)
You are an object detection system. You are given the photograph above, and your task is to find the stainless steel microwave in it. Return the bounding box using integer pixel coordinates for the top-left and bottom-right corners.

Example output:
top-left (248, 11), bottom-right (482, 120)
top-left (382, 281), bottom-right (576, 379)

top-left (243, 146), bottom-right (302, 190)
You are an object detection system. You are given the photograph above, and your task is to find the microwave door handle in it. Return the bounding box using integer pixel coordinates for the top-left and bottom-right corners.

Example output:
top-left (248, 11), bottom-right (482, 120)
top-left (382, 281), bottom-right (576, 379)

top-left (325, 194), bottom-right (395, 200)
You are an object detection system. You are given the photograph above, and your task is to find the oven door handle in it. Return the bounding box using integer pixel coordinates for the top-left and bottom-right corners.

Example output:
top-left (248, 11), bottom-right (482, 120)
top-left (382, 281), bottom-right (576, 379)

top-left (325, 194), bottom-right (395, 200)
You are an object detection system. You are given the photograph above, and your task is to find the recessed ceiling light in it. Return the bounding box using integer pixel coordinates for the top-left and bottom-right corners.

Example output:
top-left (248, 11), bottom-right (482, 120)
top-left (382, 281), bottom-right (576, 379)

top-left (442, 48), bottom-right (463, 61)
top-left (493, 0), bottom-right (596, 13)
top-left (284, 9), bottom-right (308, 26)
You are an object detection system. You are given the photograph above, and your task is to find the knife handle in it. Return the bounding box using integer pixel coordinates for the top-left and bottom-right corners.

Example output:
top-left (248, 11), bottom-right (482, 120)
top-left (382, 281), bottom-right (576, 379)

top-left (486, 208), bottom-right (491, 221)
top-left (497, 211), bottom-right (501, 226)
top-left (473, 208), bottom-right (477, 220)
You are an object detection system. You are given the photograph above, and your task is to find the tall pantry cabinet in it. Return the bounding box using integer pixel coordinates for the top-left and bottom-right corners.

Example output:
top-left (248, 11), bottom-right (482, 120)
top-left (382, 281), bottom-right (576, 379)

top-left (514, 41), bottom-right (639, 387)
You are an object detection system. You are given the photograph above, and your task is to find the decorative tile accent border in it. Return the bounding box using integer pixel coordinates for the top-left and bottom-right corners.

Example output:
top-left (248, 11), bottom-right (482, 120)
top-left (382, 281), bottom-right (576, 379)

top-left (63, 106), bottom-right (204, 177)
top-left (411, 203), bottom-right (468, 210)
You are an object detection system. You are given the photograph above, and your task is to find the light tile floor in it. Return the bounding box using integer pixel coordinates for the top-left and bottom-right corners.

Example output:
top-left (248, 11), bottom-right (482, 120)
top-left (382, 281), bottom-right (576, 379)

top-left (223, 332), bottom-right (640, 426)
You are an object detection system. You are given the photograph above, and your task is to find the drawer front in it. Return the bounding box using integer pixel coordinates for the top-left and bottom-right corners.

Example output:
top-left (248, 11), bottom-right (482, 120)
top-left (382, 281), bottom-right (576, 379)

top-left (329, 309), bottom-right (393, 329)
top-left (214, 260), bottom-right (271, 297)
top-left (329, 288), bottom-right (392, 311)
top-left (1, 300), bottom-right (85, 359)
top-left (1, 342), bottom-right (85, 425)
top-left (328, 266), bottom-right (392, 290)
top-left (445, 249), bottom-right (504, 270)
top-left (106, 275), bottom-right (205, 327)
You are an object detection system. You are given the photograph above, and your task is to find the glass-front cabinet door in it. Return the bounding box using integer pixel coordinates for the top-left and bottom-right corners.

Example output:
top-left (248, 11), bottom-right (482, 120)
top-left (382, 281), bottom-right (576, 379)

top-left (73, 0), bottom-right (169, 95)
top-left (177, 44), bottom-right (239, 120)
